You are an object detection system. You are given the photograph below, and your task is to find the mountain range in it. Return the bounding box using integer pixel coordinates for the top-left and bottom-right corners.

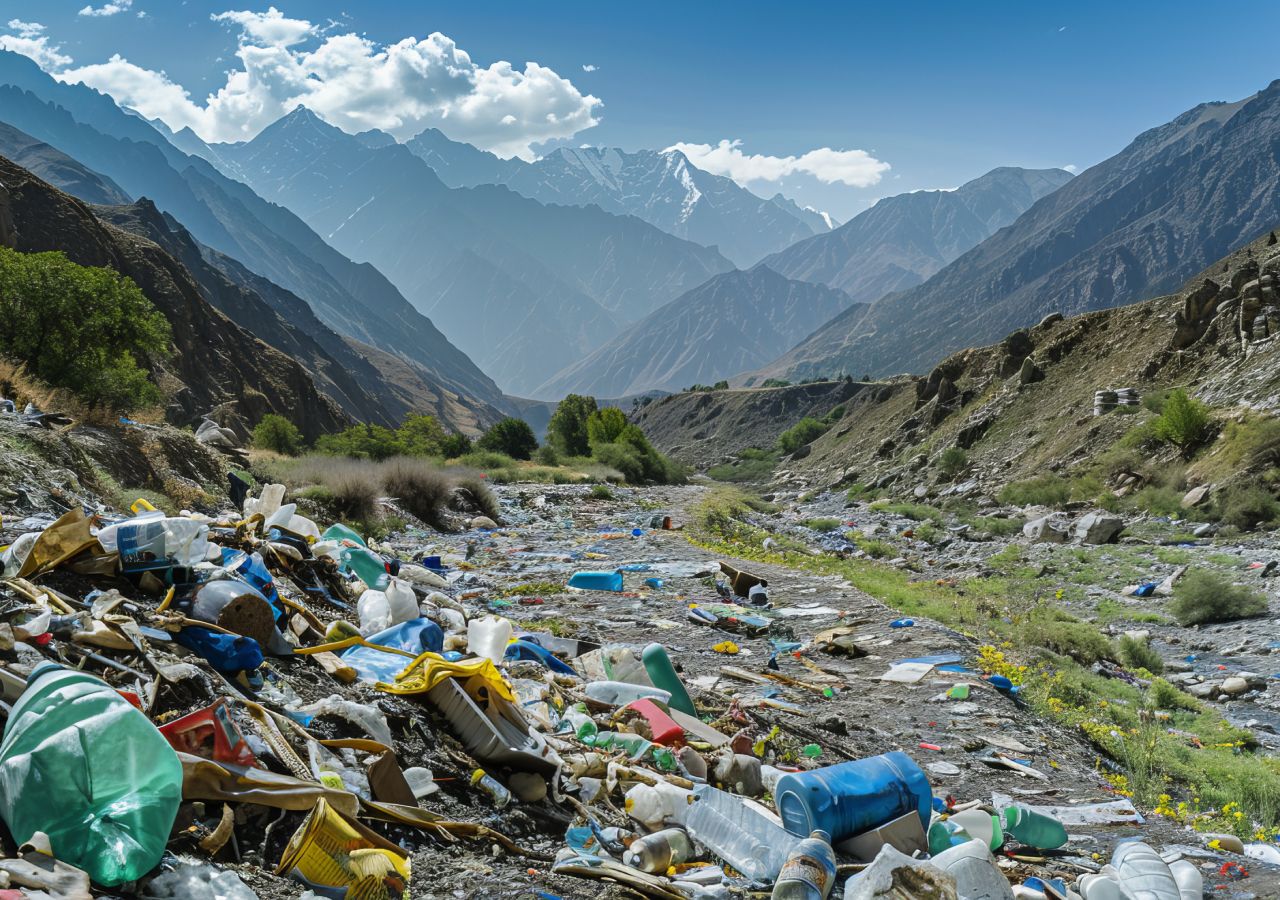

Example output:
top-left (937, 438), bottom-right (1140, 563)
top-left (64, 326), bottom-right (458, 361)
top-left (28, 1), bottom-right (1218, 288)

top-left (755, 80), bottom-right (1280, 383)
top-left (763, 167), bottom-right (1074, 301)
top-left (402, 130), bottom-right (833, 267)
top-left (213, 108), bottom-right (734, 394)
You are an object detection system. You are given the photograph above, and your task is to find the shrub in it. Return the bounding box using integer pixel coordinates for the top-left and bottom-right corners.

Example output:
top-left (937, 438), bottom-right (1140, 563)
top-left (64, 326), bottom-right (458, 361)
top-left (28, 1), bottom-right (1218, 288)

top-left (999, 474), bottom-right (1072, 507)
top-left (1119, 635), bottom-right (1164, 674)
top-left (707, 448), bottom-right (778, 483)
top-left (315, 423), bottom-right (404, 460)
top-left (478, 417), bottom-right (538, 460)
top-left (1215, 484), bottom-right (1280, 531)
top-left (547, 394), bottom-right (597, 457)
top-left (589, 484), bottom-right (614, 500)
top-left (586, 407), bottom-right (628, 447)
top-left (777, 417), bottom-right (829, 454)
top-left (802, 517), bottom-right (841, 532)
top-left (439, 431), bottom-right (472, 459)
top-left (382, 457), bottom-right (452, 529)
top-left (456, 450), bottom-right (517, 471)
top-left (592, 425), bottom-right (683, 485)
top-left (1148, 677), bottom-right (1201, 712)
top-left (453, 472), bottom-right (501, 521)
top-left (761, 378), bottom-right (791, 388)
top-left (1132, 485), bottom-right (1184, 517)
top-left (252, 414), bottom-right (302, 455)
top-left (1152, 389), bottom-right (1211, 458)
top-left (397, 414), bottom-right (448, 456)
top-left (1169, 569), bottom-right (1268, 625)
top-left (535, 444), bottom-right (562, 466)
top-left (938, 447), bottom-right (968, 478)
top-left (327, 471), bottom-right (380, 523)
top-left (1018, 608), bottom-right (1114, 664)
top-left (0, 246), bottom-right (171, 410)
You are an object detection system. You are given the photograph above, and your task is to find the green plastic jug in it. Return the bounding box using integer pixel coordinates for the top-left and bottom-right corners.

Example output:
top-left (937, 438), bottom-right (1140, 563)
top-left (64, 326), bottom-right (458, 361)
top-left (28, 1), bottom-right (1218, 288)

top-left (0, 663), bottom-right (183, 886)
top-left (641, 643), bottom-right (697, 717)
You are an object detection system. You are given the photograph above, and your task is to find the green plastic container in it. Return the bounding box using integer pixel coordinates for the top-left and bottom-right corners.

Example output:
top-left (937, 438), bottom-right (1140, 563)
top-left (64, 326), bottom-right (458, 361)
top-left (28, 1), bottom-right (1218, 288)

top-left (641, 643), bottom-right (697, 717)
top-left (322, 522), bottom-right (367, 547)
top-left (1002, 804), bottom-right (1068, 849)
top-left (0, 663), bottom-right (183, 886)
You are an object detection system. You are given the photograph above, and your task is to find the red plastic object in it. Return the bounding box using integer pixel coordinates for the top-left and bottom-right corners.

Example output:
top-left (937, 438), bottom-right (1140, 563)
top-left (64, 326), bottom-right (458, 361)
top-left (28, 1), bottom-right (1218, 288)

top-left (158, 698), bottom-right (256, 767)
top-left (116, 690), bottom-right (143, 710)
top-left (625, 698), bottom-right (685, 745)
top-left (918, 742), bottom-right (942, 751)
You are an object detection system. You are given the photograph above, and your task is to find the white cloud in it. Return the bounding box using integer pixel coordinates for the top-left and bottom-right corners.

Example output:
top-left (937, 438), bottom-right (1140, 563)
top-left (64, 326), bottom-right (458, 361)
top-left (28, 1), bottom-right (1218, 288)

top-left (79, 0), bottom-right (132, 17)
top-left (0, 20), bottom-right (71, 69)
top-left (1063, 163), bottom-right (1079, 174)
top-left (666, 138), bottom-right (890, 188)
top-left (12, 6), bottom-right (600, 158)
top-left (581, 64), bottom-right (596, 72)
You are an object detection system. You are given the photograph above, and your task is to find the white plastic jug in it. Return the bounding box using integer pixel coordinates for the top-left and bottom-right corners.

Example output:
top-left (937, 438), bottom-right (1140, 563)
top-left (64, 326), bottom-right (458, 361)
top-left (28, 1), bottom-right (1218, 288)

top-left (931, 840), bottom-right (1014, 900)
top-left (385, 578), bottom-right (418, 624)
top-left (245, 483), bottom-right (285, 517)
top-left (467, 615), bottom-right (513, 664)
top-left (625, 782), bottom-right (694, 829)
top-left (357, 590), bottom-right (392, 635)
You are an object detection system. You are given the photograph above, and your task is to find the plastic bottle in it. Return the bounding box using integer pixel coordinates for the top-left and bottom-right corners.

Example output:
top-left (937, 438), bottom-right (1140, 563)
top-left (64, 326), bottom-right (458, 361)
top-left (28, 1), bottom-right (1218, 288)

top-left (685, 786), bottom-right (800, 882)
top-left (357, 589), bottom-right (393, 635)
top-left (321, 522), bottom-right (367, 547)
top-left (0, 663), bottom-right (183, 886)
top-left (641, 643), bottom-right (698, 716)
top-left (931, 839), bottom-right (1016, 900)
top-left (1000, 805), bottom-right (1067, 850)
top-left (467, 615), bottom-right (513, 664)
top-left (99, 515), bottom-right (209, 571)
top-left (624, 782), bottom-right (694, 829)
top-left (559, 705), bottom-right (598, 740)
top-left (584, 680), bottom-right (671, 706)
top-left (949, 808), bottom-right (1004, 851)
top-left (623, 827), bottom-right (694, 873)
top-left (773, 751), bottom-right (932, 842)
top-left (772, 830), bottom-right (837, 899)
top-left (679, 746), bottom-right (708, 780)
top-left (928, 817), bottom-right (974, 855)
top-left (591, 731), bottom-right (653, 759)
top-left (339, 546), bottom-right (390, 591)
top-left (471, 769), bottom-right (512, 807)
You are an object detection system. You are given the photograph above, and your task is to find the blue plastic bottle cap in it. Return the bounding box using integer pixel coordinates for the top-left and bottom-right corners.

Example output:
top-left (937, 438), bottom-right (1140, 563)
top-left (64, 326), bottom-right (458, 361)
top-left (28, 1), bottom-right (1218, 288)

top-left (631, 528), bottom-right (643, 537)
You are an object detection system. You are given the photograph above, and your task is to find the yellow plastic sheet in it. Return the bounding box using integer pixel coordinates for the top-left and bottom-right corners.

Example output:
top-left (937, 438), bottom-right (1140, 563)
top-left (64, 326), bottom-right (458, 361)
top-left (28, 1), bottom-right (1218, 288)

top-left (17, 508), bottom-right (105, 579)
top-left (374, 651), bottom-right (515, 702)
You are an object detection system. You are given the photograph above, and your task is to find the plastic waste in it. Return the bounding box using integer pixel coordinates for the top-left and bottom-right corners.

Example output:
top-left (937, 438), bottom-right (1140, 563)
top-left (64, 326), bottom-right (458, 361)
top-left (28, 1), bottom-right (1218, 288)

top-left (773, 751), bottom-right (932, 842)
top-left (713, 750), bottom-right (764, 796)
top-left (1001, 804), bottom-right (1067, 850)
top-left (190, 578), bottom-right (291, 654)
top-left (467, 615), bottom-right (513, 663)
top-left (176, 626), bottom-right (263, 673)
top-left (772, 830), bottom-right (837, 899)
top-left (1077, 841), bottom-right (1201, 900)
top-left (244, 482), bottom-right (285, 517)
top-left (472, 769), bottom-right (512, 807)
top-left (931, 839), bottom-right (1015, 900)
top-left (321, 522), bottom-right (366, 547)
top-left (339, 546), bottom-right (391, 591)
top-left (686, 785), bottom-right (801, 882)
top-left (295, 694), bottom-right (393, 745)
top-left (949, 807), bottom-right (1004, 851)
top-left (584, 680), bottom-right (671, 706)
top-left (143, 863), bottom-right (258, 900)
top-left (276, 797), bottom-right (410, 895)
top-left (928, 817), bottom-right (974, 854)
top-left (342, 618), bottom-right (444, 682)
top-left (558, 705), bottom-right (599, 740)
top-left (679, 746), bottom-right (709, 780)
top-left (624, 827), bottom-right (694, 873)
top-left (505, 638), bottom-right (577, 674)
top-left (624, 782), bottom-right (694, 829)
top-left (402, 766), bottom-right (438, 799)
top-left (843, 844), bottom-right (958, 900)
top-left (568, 570), bottom-right (624, 592)
top-left (99, 514), bottom-right (208, 572)
top-left (0, 663), bottom-right (183, 886)
top-left (590, 731), bottom-right (653, 759)
top-left (356, 578), bottom-right (417, 635)
top-left (627, 697), bottom-right (684, 744)
top-left (641, 642), bottom-right (698, 716)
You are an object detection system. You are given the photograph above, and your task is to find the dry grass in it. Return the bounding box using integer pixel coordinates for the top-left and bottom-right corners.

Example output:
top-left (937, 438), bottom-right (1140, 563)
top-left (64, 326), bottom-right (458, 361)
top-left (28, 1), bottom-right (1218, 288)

top-left (452, 472), bottom-right (501, 521)
top-left (382, 457), bottom-right (452, 529)
top-left (0, 358), bottom-right (165, 426)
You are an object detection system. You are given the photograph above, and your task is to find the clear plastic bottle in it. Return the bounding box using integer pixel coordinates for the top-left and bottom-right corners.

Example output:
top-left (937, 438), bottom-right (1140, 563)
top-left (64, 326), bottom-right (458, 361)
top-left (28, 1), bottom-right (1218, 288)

top-left (558, 704), bottom-right (599, 740)
top-left (583, 680), bottom-right (671, 706)
top-left (0, 663), bottom-right (183, 886)
top-left (685, 786), bottom-right (800, 882)
top-left (772, 830), bottom-right (837, 899)
top-left (624, 827), bottom-right (694, 873)
top-left (471, 769), bottom-right (512, 807)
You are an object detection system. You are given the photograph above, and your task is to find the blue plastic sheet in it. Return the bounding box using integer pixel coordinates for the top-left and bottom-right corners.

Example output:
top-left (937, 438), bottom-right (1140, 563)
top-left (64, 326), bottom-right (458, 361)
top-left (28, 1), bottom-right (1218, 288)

top-left (342, 618), bottom-right (444, 682)
top-left (176, 627), bottom-right (263, 673)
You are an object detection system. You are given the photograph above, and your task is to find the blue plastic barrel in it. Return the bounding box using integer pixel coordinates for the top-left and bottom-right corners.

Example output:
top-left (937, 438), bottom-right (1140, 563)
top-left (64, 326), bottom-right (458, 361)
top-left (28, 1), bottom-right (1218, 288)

top-left (773, 751), bottom-right (932, 841)
top-left (567, 571), bottom-right (624, 592)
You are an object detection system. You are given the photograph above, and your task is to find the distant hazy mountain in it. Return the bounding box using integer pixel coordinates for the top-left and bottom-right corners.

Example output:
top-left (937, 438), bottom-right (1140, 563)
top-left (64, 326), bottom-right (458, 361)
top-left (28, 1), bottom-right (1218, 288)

top-left (755, 81), bottom-right (1280, 383)
top-left (536, 266), bottom-right (856, 398)
top-left (402, 130), bottom-right (832, 267)
top-left (0, 51), bottom-right (505, 431)
top-left (0, 120), bottom-right (130, 205)
top-left (218, 109), bottom-right (733, 393)
top-left (763, 167), bottom-right (1074, 302)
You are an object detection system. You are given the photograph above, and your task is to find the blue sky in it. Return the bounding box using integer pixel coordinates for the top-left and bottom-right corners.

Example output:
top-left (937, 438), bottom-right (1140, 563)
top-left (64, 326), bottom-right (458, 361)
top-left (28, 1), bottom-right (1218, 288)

top-left (5, 0), bottom-right (1279, 220)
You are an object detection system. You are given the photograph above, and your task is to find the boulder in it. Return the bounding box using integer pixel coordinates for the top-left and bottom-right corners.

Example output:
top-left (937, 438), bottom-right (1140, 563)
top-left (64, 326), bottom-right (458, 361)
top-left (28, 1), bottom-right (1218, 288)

top-left (1072, 511), bottom-right (1125, 544)
top-left (1017, 356), bottom-right (1044, 386)
top-left (1182, 484), bottom-right (1213, 507)
top-left (1024, 515), bottom-right (1069, 544)
top-left (470, 516), bottom-right (499, 530)
top-left (1220, 676), bottom-right (1249, 697)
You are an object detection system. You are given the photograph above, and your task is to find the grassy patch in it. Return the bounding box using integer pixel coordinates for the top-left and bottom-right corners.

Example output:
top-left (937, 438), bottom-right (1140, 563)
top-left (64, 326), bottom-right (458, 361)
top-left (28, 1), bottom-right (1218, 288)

top-left (588, 484), bottom-right (615, 500)
top-left (1169, 569), bottom-right (1269, 625)
top-left (500, 581), bottom-right (564, 598)
top-left (707, 447), bottom-right (780, 483)
top-left (801, 517), bottom-right (842, 532)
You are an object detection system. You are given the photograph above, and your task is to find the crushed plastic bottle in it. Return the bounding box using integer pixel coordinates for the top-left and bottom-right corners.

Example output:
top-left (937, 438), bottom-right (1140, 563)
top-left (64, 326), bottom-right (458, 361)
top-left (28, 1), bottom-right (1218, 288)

top-left (143, 863), bottom-right (258, 899)
top-left (772, 830), bottom-right (837, 899)
top-left (685, 785), bottom-right (800, 882)
top-left (471, 769), bottom-right (512, 807)
top-left (624, 827), bottom-right (694, 873)
top-left (0, 663), bottom-right (183, 886)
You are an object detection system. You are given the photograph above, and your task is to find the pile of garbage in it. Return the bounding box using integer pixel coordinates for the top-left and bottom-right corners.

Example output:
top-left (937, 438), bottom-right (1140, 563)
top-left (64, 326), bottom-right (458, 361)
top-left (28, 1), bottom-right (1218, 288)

top-left (0, 482), bottom-right (1238, 898)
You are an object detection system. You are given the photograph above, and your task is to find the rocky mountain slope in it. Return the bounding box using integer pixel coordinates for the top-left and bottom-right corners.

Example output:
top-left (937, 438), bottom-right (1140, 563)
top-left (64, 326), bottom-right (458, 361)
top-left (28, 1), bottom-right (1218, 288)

top-left (217, 109), bottom-right (734, 394)
top-left (536, 266), bottom-right (857, 398)
top-left (0, 52), bottom-right (504, 432)
top-left (762, 166), bottom-right (1073, 302)
top-left (647, 226), bottom-right (1280, 494)
top-left (0, 154), bottom-right (346, 437)
top-left (757, 81), bottom-right (1280, 383)
top-left (403, 131), bottom-right (831, 267)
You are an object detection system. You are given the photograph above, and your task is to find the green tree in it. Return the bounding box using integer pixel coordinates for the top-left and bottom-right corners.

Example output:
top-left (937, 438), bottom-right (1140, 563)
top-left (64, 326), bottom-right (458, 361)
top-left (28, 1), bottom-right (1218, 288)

top-left (587, 406), bottom-right (628, 447)
top-left (0, 247), bottom-right (170, 409)
top-left (1152, 389), bottom-right (1211, 458)
top-left (315, 423), bottom-right (404, 460)
top-left (398, 413), bottom-right (447, 456)
top-left (252, 414), bottom-right (302, 455)
top-left (547, 393), bottom-right (597, 457)
top-left (777, 417), bottom-right (829, 454)
top-left (439, 431), bottom-right (472, 459)
top-left (478, 417), bottom-right (538, 460)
